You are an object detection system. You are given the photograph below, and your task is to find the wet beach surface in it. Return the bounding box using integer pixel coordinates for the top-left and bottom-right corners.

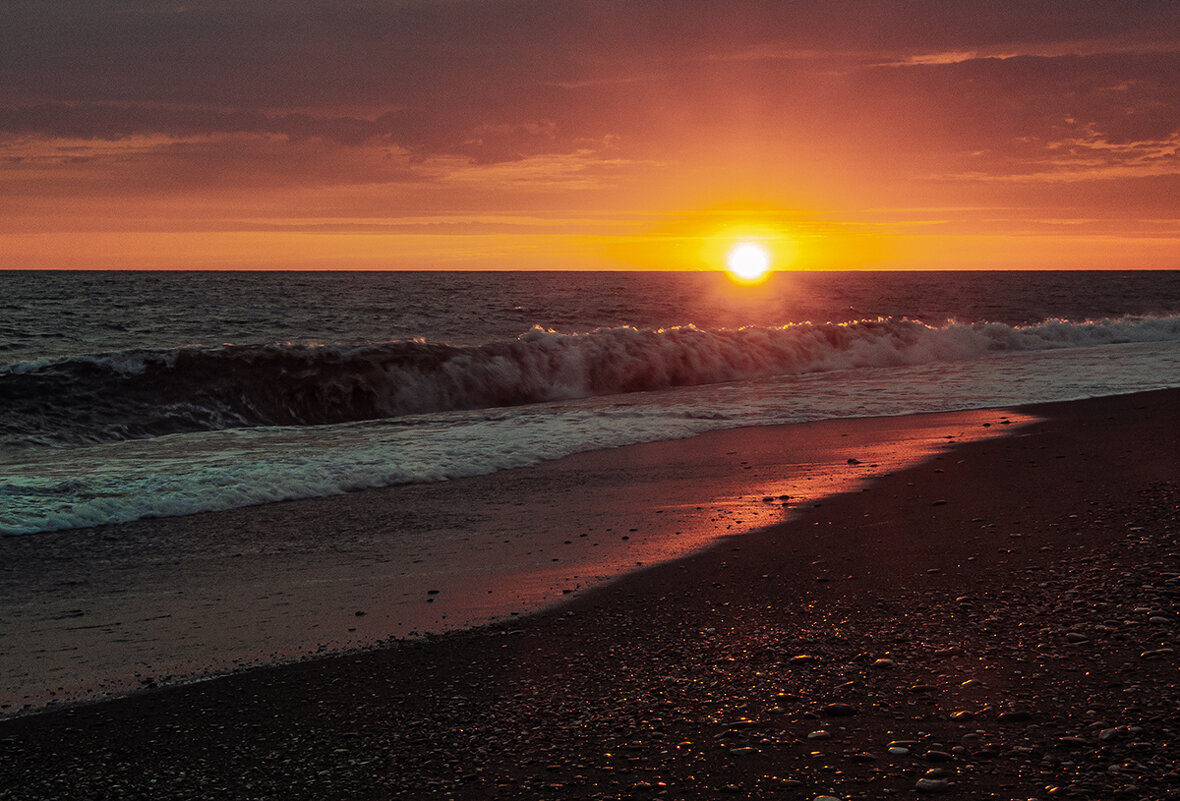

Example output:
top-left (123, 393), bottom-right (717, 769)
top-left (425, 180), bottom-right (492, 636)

top-left (0, 409), bottom-right (1026, 713)
top-left (1, 389), bottom-right (1178, 799)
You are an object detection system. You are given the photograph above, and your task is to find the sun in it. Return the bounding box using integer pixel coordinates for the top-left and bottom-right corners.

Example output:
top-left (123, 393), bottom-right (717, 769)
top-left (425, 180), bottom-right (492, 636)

top-left (726, 242), bottom-right (771, 282)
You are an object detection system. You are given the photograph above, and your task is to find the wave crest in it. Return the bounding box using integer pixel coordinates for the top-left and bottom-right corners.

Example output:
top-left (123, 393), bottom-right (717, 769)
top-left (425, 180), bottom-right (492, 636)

top-left (4, 314), bottom-right (1178, 446)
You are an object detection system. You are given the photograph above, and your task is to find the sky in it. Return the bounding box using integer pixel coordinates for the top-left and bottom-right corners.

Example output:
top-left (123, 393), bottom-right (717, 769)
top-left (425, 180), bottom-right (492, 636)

top-left (2, 0), bottom-right (1179, 270)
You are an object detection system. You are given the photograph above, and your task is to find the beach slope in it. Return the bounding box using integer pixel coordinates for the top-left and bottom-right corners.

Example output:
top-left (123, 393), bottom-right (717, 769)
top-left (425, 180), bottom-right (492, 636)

top-left (1, 389), bottom-right (1177, 800)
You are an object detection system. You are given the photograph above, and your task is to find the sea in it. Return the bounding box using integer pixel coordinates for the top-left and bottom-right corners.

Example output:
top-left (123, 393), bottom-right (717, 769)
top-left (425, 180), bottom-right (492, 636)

top-left (3, 269), bottom-right (1180, 537)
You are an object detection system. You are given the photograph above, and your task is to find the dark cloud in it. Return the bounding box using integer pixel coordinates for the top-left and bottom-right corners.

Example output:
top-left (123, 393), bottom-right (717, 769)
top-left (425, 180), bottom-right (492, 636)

top-left (1, 0), bottom-right (1177, 175)
top-left (6, 2), bottom-right (1178, 104)
top-left (0, 104), bottom-right (380, 144)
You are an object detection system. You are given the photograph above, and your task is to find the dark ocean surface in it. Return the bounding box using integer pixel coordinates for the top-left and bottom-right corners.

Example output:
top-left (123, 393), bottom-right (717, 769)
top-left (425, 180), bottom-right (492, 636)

top-left (3, 270), bottom-right (1179, 535)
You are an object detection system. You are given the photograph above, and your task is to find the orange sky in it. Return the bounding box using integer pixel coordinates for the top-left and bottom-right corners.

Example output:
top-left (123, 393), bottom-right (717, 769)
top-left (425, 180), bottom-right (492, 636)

top-left (2, 1), bottom-right (1178, 270)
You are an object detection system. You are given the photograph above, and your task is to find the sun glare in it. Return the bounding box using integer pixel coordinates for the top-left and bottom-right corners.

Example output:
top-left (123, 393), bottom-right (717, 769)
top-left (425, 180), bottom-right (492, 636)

top-left (726, 242), bottom-right (771, 282)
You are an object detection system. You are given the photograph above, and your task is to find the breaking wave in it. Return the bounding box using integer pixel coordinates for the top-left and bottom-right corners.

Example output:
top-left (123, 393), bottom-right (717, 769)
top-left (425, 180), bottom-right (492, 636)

top-left (4, 314), bottom-right (1179, 447)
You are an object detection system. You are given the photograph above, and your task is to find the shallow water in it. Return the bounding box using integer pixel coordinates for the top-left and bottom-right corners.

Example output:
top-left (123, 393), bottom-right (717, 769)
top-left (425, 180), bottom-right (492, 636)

top-left (3, 270), bottom-right (1179, 535)
top-left (0, 407), bottom-right (1031, 716)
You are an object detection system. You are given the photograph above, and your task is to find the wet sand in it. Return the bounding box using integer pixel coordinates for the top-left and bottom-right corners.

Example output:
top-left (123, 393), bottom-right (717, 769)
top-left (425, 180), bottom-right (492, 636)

top-left (1, 389), bottom-right (1178, 799)
top-left (0, 408), bottom-right (1028, 713)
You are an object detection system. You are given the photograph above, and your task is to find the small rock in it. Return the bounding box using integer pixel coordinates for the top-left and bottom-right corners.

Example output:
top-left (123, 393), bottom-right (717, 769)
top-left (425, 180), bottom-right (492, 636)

top-left (1140, 648), bottom-right (1173, 659)
top-left (997, 710), bottom-right (1033, 722)
top-left (808, 730), bottom-right (832, 740)
top-left (821, 703), bottom-right (856, 717)
top-left (916, 778), bottom-right (952, 793)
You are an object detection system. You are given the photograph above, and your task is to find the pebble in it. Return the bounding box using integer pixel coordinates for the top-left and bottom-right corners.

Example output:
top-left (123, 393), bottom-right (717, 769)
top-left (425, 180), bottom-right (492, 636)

top-left (821, 703), bottom-right (856, 717)
top-left (915, 777), bottom-right (952, 793)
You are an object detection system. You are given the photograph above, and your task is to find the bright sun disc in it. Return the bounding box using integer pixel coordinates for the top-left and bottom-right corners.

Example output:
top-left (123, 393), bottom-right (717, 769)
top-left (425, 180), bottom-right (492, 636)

top-left (727, 242), bottom-right (771, 281)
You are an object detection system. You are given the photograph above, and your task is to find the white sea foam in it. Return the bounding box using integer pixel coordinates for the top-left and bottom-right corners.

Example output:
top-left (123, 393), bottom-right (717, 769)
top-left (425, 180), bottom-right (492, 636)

top-left (3, 338), bottom-right (1178, 535)
top-left (6, 314), bottom-right (1180, 448)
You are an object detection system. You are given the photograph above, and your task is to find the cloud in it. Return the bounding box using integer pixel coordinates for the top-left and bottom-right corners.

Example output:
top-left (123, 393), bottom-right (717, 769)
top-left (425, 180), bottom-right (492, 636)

top-left (2, 0), bottom-right (1179, 244)
top-left (0, 132), bottom-right (431, 196)
top-left (881, 35), bottom-right (1180, 67)
top-left (0, 103), bottom-right (381, 144)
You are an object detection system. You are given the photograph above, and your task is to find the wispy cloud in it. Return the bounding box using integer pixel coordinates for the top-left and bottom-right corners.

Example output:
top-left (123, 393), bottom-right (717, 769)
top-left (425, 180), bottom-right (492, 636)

top-left (882, 36), bottom-right (1180, 67)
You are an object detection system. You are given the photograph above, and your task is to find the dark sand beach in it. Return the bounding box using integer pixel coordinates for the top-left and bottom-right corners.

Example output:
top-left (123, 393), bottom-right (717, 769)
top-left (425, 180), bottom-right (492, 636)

top-left (2, 389), bottom-right (1178, 799)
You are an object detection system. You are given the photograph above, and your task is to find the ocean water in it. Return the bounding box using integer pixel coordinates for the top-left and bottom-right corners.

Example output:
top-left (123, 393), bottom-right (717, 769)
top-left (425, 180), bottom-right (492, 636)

top-left (3, 270), bottom-right (1180, 536)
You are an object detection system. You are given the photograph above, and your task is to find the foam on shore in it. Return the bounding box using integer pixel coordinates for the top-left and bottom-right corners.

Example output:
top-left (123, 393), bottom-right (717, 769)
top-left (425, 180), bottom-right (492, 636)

top-left (0, 407), bottom-right (1031, 716)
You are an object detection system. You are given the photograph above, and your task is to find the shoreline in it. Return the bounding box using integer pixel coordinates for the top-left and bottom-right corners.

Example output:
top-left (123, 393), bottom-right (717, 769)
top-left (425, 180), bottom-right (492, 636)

top-left (1, 406), bottom-right (1033, 716)
top-left (1, 388), bottom-right (1178, 799)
